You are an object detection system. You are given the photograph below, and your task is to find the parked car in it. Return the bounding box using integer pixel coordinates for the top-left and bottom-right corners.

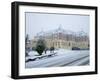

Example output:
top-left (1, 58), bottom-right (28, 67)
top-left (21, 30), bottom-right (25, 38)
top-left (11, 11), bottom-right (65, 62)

top-left (72, 47), bottom-right (80, 50)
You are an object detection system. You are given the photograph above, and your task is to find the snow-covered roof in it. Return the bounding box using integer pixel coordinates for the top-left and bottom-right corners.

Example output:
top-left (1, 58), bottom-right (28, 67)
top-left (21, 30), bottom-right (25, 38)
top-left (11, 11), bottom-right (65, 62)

top-left (36, 31), bottom-right (45, 36)
top-left (75, 31), bottom-right (88, 37)
top-left (35, 26), bottom-right (88, 37)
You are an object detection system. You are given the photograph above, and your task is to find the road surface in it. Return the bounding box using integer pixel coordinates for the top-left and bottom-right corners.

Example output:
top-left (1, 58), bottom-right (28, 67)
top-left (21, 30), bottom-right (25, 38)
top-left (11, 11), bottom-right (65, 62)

top-left (25, 50), bottom-right (89, 68)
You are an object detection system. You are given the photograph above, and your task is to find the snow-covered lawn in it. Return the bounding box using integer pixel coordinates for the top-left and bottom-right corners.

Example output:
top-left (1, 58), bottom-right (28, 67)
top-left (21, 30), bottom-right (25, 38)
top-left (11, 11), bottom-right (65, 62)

top-left (25, 49), bottom-right (89, 68)
top-left (25, 50), bottom-right (58, 62)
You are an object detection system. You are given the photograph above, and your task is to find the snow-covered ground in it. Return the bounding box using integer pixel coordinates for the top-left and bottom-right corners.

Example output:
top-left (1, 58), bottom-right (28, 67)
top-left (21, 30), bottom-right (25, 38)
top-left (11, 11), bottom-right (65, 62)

top-left (25, 49), bottom-right (89, 68)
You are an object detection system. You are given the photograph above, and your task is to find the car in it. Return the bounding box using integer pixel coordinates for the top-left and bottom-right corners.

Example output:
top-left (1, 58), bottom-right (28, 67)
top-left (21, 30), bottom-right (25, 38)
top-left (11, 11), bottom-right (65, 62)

top-left (72, 47), bottom-right (80, 50)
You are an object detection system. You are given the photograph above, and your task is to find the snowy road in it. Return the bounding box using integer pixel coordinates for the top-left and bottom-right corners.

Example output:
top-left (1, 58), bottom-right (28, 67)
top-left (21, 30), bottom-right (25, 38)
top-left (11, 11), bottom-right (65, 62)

top-left (25, 49), bottom-right (89, 68)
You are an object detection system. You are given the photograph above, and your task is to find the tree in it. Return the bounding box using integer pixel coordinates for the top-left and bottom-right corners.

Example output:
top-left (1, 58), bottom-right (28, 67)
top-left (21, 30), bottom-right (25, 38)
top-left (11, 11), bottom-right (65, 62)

top-left (25, 34), bottom-right (29, 43)
top-left (50, 47), bottom-right (55, 53)
top-left (25, 34), bottom-right (29, 56)
top-left (36, 39), bottom-right (46, 55)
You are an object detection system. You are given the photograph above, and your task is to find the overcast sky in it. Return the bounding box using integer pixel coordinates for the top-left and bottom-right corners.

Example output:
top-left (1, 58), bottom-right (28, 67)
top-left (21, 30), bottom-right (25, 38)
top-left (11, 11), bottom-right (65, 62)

top-left (25, 12), bottom-right (90, 39)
